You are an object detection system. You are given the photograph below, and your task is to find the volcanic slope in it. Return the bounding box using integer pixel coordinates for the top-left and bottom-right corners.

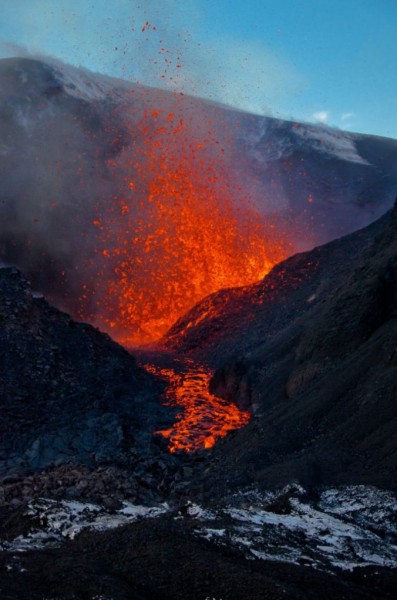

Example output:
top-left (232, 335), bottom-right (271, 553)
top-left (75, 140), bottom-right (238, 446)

top-left (1, 56), bottom-right (397, 344)
top-left (0, 267), bottom-right (182, 506)
top-left (0, 215), bottom-right (396, 599)
top-left (163, 203), bottom-right (397, 495)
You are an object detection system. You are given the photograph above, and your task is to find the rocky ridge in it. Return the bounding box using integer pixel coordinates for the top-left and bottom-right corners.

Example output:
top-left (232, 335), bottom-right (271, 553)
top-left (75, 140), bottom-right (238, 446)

top-left (163, 204), bottom-right (397, 497)
top-left (0, 267), bottom-right (188, 508)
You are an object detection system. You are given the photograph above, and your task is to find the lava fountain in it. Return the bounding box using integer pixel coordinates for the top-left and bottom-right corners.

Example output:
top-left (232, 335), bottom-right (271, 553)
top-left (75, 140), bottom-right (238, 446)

top-left (91, 90), bottom-right (287, 346)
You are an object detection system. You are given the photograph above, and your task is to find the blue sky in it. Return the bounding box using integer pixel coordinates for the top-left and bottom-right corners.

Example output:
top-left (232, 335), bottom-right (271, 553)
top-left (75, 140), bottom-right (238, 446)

top-left (1, 0), bottom-right (396, 138)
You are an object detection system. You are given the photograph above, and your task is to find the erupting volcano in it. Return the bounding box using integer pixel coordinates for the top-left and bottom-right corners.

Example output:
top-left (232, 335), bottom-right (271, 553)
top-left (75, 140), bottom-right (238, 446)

top-left (1, 57), bottom-right (397, 459)
top-left (92, 94), bottom-right (287, 346)
top-left (81, 93), bottom-right (285, 450)
top-left (1, 0), bottom-right (397, 592)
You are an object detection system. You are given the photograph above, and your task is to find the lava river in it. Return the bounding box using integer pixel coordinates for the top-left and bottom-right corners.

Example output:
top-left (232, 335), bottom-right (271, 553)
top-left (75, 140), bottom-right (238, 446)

top-left (142, 358), bottom-right (250, 453)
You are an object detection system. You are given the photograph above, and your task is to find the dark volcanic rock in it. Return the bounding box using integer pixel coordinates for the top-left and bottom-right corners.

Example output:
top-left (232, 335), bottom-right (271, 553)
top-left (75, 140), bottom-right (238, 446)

top-left (1, 216), bottom-right (396, 600)
top-left (0, 267), bottom-right (179, 503)
top-left (165, 205), bottom-right (397, 495)
top-left (163, 206), bottom-right (390, 361)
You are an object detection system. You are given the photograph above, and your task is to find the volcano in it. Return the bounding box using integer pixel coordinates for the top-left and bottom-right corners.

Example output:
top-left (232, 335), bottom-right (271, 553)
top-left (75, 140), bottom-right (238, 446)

top-left (1, 56), bottom-right (397, 345)
top-left (1, 57), bottom-right (397, 599)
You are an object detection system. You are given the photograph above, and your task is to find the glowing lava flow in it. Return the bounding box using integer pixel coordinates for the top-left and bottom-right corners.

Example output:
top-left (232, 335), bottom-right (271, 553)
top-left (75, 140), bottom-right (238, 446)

top-left (145, 360), bottom-right (250, 453)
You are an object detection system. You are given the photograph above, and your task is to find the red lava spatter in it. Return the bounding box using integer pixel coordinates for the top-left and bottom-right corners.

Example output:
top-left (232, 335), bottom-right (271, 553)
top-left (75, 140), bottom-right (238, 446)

top-left (93, 96), bottom-right (287, 346)
top-left (144, 359), bottom-right (250, 453)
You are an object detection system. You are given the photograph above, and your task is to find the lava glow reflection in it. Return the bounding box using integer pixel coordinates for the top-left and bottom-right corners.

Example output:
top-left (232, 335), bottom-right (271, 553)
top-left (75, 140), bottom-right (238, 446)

top-left (145, 360), bottom-right (250, 453)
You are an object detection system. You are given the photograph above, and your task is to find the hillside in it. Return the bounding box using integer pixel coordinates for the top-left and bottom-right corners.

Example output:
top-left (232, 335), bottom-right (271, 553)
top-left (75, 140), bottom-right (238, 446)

top-left (163, 204), bottom-right (397, 494)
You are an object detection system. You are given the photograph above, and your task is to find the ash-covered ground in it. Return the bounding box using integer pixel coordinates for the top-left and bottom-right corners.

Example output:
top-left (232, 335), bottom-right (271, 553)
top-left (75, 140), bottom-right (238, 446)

top-left (0, 484), bottom-right (396, 599)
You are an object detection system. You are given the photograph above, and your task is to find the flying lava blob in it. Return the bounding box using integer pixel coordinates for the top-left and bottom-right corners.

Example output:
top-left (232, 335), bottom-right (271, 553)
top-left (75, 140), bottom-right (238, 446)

top-left (91, 90), bottom-right (287, 346)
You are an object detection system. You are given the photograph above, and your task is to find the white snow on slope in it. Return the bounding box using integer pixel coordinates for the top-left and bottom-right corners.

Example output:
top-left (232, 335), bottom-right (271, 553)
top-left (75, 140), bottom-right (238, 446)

top-left (0, 498), bottom-right (169, 552)
top-left (1, 485), bottom-right (396, 574)
top-left (293, 124), bottom-right (370, 165)
top-left (187, 485), bottom-right (397, 572)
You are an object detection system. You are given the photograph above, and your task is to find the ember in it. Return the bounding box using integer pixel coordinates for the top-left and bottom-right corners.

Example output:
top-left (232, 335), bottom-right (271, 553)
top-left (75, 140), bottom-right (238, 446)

top-left (145, 360), bottom-right (250, 452)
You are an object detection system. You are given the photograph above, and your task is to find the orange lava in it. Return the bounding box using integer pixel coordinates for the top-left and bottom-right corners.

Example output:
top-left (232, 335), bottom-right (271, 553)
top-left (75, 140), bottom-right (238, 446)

top-left (145, 360), bottom-right (250, 452)
top-left (92, 93), bottom-right (287, 345)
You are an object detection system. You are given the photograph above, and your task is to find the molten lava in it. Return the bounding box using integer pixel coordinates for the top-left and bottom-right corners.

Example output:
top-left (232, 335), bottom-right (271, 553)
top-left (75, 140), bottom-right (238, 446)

top-left (92, 94), bottom-right (287, 345)
top-left (145, 359), bottom-right (250, 452)
top-left (83, 95), bottom-right (287, 453)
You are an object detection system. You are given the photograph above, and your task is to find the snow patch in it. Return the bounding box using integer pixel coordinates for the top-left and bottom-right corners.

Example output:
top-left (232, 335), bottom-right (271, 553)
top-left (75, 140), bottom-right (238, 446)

top-left (293, 124), bottom-right (370, 165)
top-left (0, 498), bottom-right (169, 552)
top-left (192, 485), bottom-right (397, 572)
top-left (46, 59), bottom-right (134, 103)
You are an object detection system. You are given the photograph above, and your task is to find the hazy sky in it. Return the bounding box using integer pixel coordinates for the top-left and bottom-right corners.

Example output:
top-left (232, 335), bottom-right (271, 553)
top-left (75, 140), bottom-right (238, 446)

top-left (1, 0), bottom-right (396, 138)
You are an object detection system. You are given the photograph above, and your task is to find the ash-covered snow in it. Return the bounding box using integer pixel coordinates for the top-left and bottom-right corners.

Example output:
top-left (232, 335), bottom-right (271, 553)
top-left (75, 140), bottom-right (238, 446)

top-left (293, 124), bottom-right (370, 165)
top-left (1, 485), bottom-right (396, 574)
top-left (0, 498), bottom-right (169, 552)
top-left (240, 117), bottom-right (369, 166)
top-left (40, 58), bottom-right (129, 102)
top-left (188, 485), bottom-right (397, 572)
top-left (319, 486), bottom-right (397, 535)
top-left (183, 502), bottom-right (217, 520)
top-left (54, 63), bottom-right (119, 102)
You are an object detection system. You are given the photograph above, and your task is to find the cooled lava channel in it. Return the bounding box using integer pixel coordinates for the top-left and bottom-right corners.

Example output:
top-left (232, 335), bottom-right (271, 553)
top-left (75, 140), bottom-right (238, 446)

top-left (141, 356), bottom-right (250, 453)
